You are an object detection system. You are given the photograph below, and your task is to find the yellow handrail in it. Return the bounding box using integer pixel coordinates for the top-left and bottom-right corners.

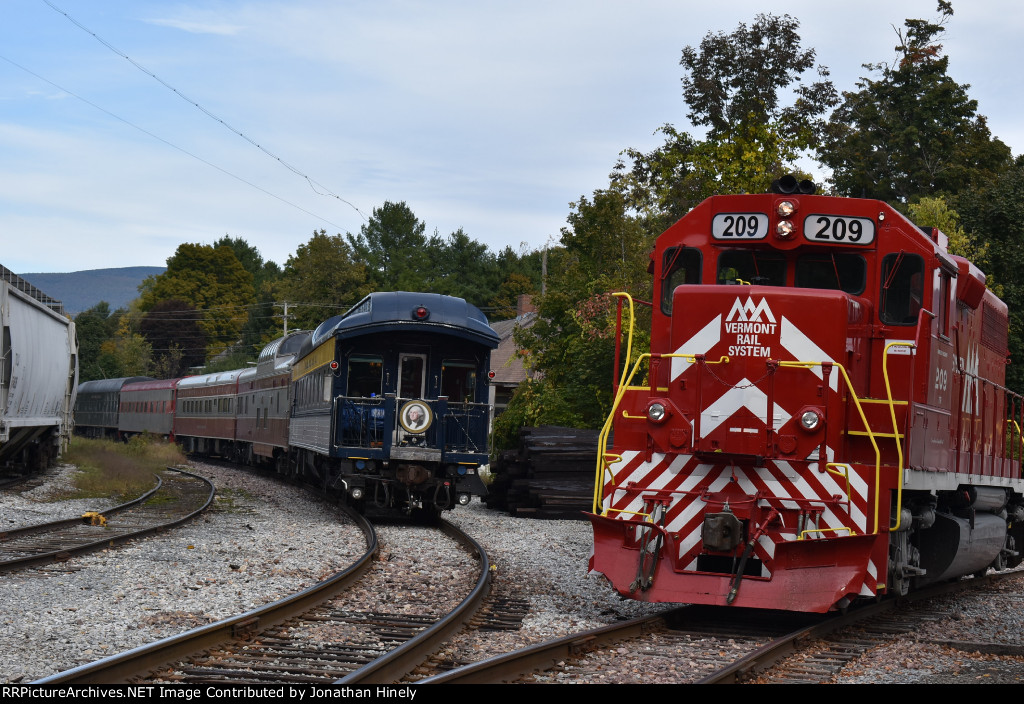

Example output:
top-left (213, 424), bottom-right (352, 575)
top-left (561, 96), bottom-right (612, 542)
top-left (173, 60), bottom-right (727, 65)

top-left (596, 293), bottom-right (638, 514)
top-left (824, 462), bottom-right (853, 502)
top-left (778, 360), bottom-right (885, 535)
top-left (593, 348), bottom-right (730, 514)
top-left (882, 341), bottom-right (915, 531)
top-left (594, 295), bottom-right (910, 538)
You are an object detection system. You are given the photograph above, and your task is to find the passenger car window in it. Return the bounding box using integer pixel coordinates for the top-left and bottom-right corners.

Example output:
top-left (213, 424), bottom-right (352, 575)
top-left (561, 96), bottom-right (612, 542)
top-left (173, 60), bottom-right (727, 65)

top-left (348, 356), bottom-right (383, 397)
top-left (441, 361), bottom-right (477, 403)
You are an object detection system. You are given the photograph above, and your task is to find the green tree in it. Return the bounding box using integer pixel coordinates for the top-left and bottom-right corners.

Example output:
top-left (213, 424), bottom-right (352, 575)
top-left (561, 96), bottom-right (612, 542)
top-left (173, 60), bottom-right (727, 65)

top-left (488, 272), bottom-right (538, 321)
top-left (279, 229), bottom-right (372, 332)
top-left (495, 190), bottom-right (653, 448)
top-left (346, 202), bottom-right (430, 291)
top-left (821, 2), bottom-right (1011, 201)
top-left (138, 243), bottom-right (255, 359)
top-left (138, 299), bottom-right (208, 376)
top-left (613, 14), bottom-right (836, 224)
top-left (100, 313), bottom-right (152, 377)
top-left (954, 156), bottom-right (1024, 391)
top-left (680, 13), bottom-right (837, 147)
top-left (74, 302), bottom-right (122, 381)
top-left (213, 235), bottom-right (284, 350)
top-left (907, 196), bottom-right (991, 273)
top-left (423, 228), bottom-right (502, 307)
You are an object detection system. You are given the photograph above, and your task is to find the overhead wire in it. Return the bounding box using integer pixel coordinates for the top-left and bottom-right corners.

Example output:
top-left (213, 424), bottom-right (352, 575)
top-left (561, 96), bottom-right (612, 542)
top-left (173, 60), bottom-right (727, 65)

top-left (42, 0), bottom-right (368, 222)
top-left (0, 53), bottom-right (346, 230)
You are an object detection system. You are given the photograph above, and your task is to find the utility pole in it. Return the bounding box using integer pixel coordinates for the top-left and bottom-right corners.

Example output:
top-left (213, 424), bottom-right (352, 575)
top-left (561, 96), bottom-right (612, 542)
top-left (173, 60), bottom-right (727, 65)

top-left (274, 301), bottom-right (293, 336)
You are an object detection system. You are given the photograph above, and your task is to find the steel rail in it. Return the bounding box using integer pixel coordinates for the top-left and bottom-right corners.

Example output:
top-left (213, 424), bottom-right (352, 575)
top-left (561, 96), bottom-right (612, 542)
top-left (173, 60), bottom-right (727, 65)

top-left (0, 468), bottom-right (213, 573)
top-left (0, 472), bottom-right (164, 541)
top-left (418, 606), bottom-right (688, 684)
top-left (337, 518), bottom-right (492, 684)
top-left (697, 574), bottom-right (1012, 683)
top-left (35, 504), bottom-right (378, 684)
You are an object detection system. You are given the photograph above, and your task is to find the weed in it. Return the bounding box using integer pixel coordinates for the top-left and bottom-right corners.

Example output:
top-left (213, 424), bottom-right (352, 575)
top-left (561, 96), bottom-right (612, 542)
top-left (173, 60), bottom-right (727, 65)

top-left (60, 436), bottom-right (188, 501)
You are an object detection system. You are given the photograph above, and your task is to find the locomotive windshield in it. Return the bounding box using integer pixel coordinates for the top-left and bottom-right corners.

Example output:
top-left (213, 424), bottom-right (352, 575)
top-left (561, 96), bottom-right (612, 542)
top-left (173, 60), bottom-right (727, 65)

top-left (794, 252), bottom-right (867, 295)
top-left (716, 250), bottom-right (786, 286)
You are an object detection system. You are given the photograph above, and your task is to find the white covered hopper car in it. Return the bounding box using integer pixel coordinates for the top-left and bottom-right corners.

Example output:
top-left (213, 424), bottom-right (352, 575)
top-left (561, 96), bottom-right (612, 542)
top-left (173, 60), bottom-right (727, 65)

top-left (0, 264), bottom-right (77, 471)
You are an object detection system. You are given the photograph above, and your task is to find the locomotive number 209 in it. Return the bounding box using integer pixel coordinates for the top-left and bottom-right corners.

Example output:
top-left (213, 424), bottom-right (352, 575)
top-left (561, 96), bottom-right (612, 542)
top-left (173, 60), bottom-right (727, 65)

top-left (802, 214), bottom-right (876, 245)
top-left (712, 213), bottom-right (769, 240)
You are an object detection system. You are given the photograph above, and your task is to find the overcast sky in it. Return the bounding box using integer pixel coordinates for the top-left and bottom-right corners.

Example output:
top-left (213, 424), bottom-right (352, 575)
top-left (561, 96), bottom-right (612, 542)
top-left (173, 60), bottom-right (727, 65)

top-left (3, 0), bottom-right (1022, 275)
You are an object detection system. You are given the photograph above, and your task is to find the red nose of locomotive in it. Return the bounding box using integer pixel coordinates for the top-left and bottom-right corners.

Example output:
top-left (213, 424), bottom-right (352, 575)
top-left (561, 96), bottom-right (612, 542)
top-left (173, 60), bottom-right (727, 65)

top-left (591, 284), bottom-right (879, 612)
top-left (648, 285), bottom-right (860, 463)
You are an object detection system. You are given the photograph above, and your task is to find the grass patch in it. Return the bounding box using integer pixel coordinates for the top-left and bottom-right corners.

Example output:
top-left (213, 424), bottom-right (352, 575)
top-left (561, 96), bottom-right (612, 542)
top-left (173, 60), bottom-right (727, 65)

top-left (61, 435), bottom-right (187, 501)
top-left (213, 487), bottom-right (255, 514)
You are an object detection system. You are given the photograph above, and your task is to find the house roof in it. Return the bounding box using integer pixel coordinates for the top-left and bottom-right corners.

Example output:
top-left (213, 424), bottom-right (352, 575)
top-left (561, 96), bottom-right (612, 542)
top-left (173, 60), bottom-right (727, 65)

top-left (488, 312), bottom-right (536, 385)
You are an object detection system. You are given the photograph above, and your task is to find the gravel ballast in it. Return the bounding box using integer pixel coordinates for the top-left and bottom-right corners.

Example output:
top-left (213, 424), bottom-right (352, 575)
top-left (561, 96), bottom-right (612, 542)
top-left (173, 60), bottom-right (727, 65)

top-left (3, 461), bottom-right (1024, 684)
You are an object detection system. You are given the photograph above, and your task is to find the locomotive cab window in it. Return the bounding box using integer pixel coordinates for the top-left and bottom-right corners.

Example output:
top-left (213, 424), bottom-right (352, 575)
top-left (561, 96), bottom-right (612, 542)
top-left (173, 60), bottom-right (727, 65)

top-left (880, 252), bottom-right (925, 326)
top-left (347, 356), bottom-right (383, 397)
top-left (795, 253), bottom-right (866, 295)
top-left (716, 250), bottom-right (786, 287)
top-left (660, 247), bottom-right (701, 314)
top-left (938, 271), bottom-right (952, 338)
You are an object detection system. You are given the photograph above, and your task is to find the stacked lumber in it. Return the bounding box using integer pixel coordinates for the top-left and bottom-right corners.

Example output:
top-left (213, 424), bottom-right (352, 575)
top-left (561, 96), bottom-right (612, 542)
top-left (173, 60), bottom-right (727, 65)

top-left (485, 425), bottom-right (597, 519)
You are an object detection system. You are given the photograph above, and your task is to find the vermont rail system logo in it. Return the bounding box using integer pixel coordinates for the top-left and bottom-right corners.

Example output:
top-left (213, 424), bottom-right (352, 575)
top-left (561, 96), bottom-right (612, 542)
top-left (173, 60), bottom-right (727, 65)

top-left (724, 296), bottom-right (776, 357)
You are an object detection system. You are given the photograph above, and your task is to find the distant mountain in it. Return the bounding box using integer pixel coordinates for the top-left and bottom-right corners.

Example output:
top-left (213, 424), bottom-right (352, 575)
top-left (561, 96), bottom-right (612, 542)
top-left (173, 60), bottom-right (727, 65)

top-left (20, 266), bottom-right (165, 316)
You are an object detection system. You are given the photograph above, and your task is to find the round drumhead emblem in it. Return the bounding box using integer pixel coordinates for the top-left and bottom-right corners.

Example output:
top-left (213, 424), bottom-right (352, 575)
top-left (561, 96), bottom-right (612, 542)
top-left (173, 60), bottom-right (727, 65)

top-left (399, 400), bottom-right (433, 433)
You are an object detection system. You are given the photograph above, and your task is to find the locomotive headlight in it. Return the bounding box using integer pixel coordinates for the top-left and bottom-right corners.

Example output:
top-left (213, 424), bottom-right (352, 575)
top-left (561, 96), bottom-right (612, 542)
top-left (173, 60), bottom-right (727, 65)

top-left (776, 200), bottom-right (796, 217)
top-left (458, 493), bottom-right (472, 506)
top-left (775, 220), bottom-right (795, 239)
top-left (647, 401), bottom-right (668, 423)
top-left (350, 487), bottom-right (365, 501)
top-left (799, 409), bottom-right (823, 431)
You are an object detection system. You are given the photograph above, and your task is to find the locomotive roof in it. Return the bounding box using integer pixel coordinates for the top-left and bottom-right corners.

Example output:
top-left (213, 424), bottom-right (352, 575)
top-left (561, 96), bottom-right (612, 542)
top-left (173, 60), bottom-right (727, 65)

top-left (305, 292), bottom-right (500, 351)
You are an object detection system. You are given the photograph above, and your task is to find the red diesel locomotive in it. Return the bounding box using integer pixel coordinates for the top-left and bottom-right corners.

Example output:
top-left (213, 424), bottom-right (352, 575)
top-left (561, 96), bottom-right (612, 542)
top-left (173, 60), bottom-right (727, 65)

top-left (588, 176), bottom-right (1024, 612)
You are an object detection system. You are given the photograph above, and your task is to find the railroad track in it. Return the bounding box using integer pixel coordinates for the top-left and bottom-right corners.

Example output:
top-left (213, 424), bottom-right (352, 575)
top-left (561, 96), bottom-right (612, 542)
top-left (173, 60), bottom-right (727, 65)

top-left (37, 516), bottom-right (493, 684)
top-left (0, 467), bottom-right (214, 572)
top-left (417, 605), bottom-right (821, 683)
top-left (421, 571), bottom-right (1024, 684)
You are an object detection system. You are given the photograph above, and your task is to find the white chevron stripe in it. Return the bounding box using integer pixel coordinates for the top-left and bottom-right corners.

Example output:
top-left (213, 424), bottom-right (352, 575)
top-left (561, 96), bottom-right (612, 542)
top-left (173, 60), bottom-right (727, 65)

top-left (699, 380), bottom-right (792, 436)
top-left (671, 315), bottom-right (721, 381)
top-left (779, 316), bottom-right (838, 391)
top-left (616, 454), bottom-right (689, 519)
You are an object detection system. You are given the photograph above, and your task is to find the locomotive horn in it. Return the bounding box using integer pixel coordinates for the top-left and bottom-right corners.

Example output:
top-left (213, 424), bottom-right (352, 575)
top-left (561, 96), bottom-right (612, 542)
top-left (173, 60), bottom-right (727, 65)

top-left (770, 175), bottom-right (799, 194)
top-left (798, 179), bottom-right (817, 194)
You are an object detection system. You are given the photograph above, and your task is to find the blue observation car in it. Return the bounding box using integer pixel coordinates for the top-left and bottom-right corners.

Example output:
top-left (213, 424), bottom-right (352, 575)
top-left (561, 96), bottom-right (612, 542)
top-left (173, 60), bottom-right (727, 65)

top-left (288, 292), bottom-right (499, 516)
